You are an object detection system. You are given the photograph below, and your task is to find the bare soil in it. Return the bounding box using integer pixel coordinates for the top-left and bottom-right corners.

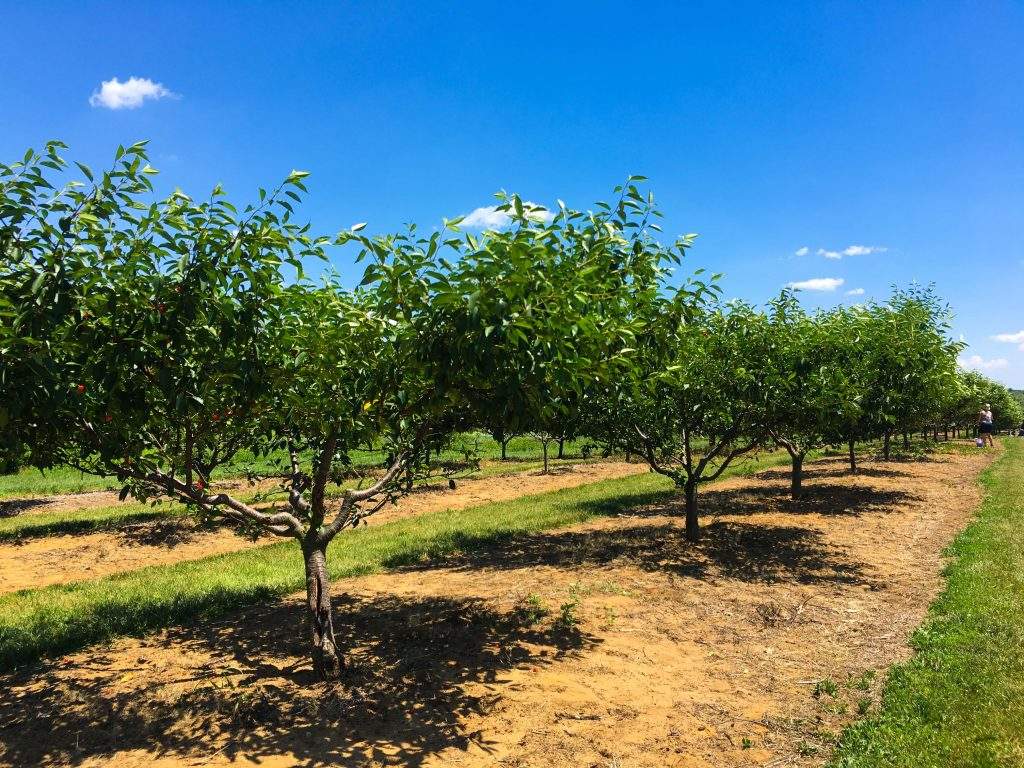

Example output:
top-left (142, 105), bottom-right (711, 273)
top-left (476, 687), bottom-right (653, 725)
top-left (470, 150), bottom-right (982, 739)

top-left (0, 450), bottom-right (993, 768)
top-left (0, 461), bottom-right (645, 594)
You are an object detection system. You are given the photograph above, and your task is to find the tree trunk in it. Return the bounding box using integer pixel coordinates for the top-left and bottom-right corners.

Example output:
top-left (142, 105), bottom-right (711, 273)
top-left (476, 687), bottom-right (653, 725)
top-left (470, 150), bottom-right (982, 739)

top-left (500, 437), bottom-right (509, 461)
top-left (557, 439), bottom-right (565, 459)
top-left (304, 546), bottom-right (342, 680)
top-left (848, 439), bottom-right (857, 473)
top-left (542, 441), bottom-right (549, 473)
top-left (883, 431), bottom-right (891, 461)
top-left (791, 452), bottom-right (805, 499)
top-left (903, 431), bottom-right (910, 450)
top-left (684, 480), bottom-right (699, 542)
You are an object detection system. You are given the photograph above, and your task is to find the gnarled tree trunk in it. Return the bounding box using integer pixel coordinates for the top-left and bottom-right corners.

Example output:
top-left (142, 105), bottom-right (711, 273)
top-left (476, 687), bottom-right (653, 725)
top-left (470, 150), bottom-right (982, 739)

top-left (557, 438), bottom-right (565, 459)
top-left (848, 439), bottom-right (857, 473)
top-left (883, 431), bottom-right (891, 461)
top-left (683, 480), bottom-right (699, 542)
top-left (304, 544), bottom-right (343, 680)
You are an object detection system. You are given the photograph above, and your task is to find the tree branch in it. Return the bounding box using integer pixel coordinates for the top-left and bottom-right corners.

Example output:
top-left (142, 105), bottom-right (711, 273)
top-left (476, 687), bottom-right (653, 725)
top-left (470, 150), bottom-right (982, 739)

top-left (320, 453), bottom-right (407, 542)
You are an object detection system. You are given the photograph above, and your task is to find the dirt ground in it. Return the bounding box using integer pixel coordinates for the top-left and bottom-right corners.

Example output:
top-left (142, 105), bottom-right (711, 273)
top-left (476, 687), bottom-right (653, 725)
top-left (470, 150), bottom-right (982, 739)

top-left (0, 449), bottom-right (994, 768)
top-left (0, 461), bottom-right (645, 594)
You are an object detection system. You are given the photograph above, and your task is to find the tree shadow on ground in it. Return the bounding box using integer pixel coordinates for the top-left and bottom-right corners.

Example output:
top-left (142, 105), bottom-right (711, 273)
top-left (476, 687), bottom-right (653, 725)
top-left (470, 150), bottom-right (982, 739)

top-left (0, 498), bottom-right (51, 517)
top-left (699, 483), bottom-right (922, 518)
top-left (756, 464), bottom-right (912, 481)
top-left (0, 593), bottom-right (591, 768)
top-left (397, 518), bottom-right (875, 590)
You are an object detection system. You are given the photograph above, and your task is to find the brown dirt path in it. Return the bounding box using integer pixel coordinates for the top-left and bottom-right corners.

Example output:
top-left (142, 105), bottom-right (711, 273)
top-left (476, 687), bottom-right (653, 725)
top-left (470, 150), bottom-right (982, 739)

top-left (0, 449), bottom-right (995, 767)
top-left (0, 461), bottom-right (646, 595)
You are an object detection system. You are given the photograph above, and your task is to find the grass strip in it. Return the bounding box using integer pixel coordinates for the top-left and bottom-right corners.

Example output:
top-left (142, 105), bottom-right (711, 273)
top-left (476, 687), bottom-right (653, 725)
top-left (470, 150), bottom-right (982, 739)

top-left (0, 456), bottom-right (593, 543)
top-left (0, 451), bottom-right (790, 673)
top-left (831, 439), bottom-right (1024, 767)
top-left (0, 504), bottom-right (180, 542)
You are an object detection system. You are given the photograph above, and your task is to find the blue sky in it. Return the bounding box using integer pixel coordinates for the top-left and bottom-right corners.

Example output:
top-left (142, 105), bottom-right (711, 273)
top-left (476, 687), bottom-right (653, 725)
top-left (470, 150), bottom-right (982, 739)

top-left (2, 1), bottom-right (1022, 386)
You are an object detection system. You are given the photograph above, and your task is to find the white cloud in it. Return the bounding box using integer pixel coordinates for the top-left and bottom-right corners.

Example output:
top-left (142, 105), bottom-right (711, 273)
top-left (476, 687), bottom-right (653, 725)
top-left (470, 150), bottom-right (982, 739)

top-left (815, 244), bottom-right (887, 260)
top-left (89, 77), bottom-right (177, 110)
top-left (460, 201), bottom-right (553, 228)
top-left (845, 287), bottom-right (865, 296)
top-left (959, 354), bottom-right (1009, 371)
top-left (992, 330), bottom-right (1024, 345)
top-left (794, 246), bottom-right (809, 257)
top-left (787, 277), bottom-right (845, 292)
top-left (842, 244), bottom-right (886, 257)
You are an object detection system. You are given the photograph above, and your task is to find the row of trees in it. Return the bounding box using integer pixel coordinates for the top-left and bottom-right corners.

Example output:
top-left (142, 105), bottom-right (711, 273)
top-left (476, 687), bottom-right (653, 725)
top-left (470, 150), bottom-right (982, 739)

top-left (0, 143), bottom-right (1011, 677)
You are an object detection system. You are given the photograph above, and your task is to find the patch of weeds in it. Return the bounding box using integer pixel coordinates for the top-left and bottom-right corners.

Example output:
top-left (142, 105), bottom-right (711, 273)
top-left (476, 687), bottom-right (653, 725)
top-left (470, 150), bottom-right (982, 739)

top-left (822, 700), bottom-right (849, 716)
top-left (796, 740), bottom-right (819, 757)
top-left (856, 696), bottom-right (872, 715)
top-left (813, 677), bottom-right (839, 698)
top-left (556, 585), bottom-right (583, 630)
top-left (514, 593), bottom-right (550, 626)
top-left (592, 579), bottom-right (632, 597)
top-left (741, 737), bottom-right (754, 749)
top-left (816, 728), bottom-right (838, 744)
top-left (847, 669), bottom-right (875, 691)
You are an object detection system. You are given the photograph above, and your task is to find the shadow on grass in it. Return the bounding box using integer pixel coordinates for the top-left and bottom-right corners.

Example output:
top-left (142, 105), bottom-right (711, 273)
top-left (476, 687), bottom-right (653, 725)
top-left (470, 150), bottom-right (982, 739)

top-left (0, 498), bottom-right (51, 517)
top-left (0, 510), bottom-right (180, 544)
top-left (0, 593), bottom-right (591, 767)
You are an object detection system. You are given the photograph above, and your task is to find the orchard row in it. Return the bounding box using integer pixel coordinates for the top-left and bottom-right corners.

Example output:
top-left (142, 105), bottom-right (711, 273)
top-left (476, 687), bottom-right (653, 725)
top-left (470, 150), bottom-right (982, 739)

top-left (1, 142), bottom-right (1018, 677)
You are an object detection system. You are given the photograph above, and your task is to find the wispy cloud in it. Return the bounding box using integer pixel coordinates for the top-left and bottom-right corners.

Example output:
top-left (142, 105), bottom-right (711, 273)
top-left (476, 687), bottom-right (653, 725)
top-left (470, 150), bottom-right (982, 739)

top-left (959, 354), bottom-right (1009, 371)
top-left (845, 287), bottom-right (865, 296)
top-left (991, 330), bottom-right (1024, 352)
top-left (815, 244), bottom-right (887, 260)
top-left (787, 277), bottom-right (845, 292)
top-left (842, 244), bottom-right (886, 257)
top-left (460, 202), bottom-right (553, 228)
top-left (794, 246), bottom-right (809, 257)
top-left (89, 77), bottom-right (177, 110)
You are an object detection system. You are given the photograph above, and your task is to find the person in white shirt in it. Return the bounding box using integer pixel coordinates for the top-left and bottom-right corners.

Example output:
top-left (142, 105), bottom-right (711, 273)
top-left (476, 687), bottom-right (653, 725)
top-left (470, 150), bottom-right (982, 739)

top-left (978, 403), bottom-right (995, 447)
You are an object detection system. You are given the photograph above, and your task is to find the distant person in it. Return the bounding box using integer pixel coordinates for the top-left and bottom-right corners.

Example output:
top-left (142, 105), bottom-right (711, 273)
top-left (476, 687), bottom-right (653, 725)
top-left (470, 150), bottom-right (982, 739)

top-left (1017, 421), bottom-right (1024, 438)
top-left (978, 403), bottom-right (995, 447)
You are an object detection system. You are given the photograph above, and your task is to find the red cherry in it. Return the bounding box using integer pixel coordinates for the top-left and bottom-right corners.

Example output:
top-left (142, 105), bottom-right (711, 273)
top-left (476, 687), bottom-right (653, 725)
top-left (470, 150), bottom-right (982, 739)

top-left (103, 414), bottom-right (113, 423)
top-left (212, 412), bottom-right (221, 422)
top-left (195, 480), bottom-right (206, 491)
top-left (76, 384), bottom-right (86, 394)
top-left (157, 303), bottom-right (166, 314)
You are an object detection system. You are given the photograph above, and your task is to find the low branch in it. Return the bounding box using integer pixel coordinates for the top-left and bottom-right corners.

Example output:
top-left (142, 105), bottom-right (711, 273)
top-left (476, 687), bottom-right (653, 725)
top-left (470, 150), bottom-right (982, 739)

top-left (703, 441), bottom-right (759, 483)
top-left (139, 469), bottom-right (305, 538)
top-left (320, 453), bottom-right (408, 542)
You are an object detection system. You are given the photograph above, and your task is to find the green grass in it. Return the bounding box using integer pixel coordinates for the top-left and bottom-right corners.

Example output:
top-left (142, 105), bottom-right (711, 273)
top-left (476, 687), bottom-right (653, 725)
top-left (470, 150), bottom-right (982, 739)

top-left (0, 449), bottom-right (792, 673)
top-left (831, 439), bottom-right (1024, 768)
top-left (0, 454), bottom-right (594, 543)
top-left (0, 433), bottom-right (590, 500)
top-left (0, 503), bottom-right (181, 542)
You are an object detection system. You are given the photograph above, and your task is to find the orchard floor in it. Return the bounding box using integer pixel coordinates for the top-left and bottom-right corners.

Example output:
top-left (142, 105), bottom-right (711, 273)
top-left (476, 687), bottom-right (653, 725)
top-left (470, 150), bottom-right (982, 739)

top-left (0, 461), bottom-right (646, 594)
top-left (0, 447), bottom-right (996, 767)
